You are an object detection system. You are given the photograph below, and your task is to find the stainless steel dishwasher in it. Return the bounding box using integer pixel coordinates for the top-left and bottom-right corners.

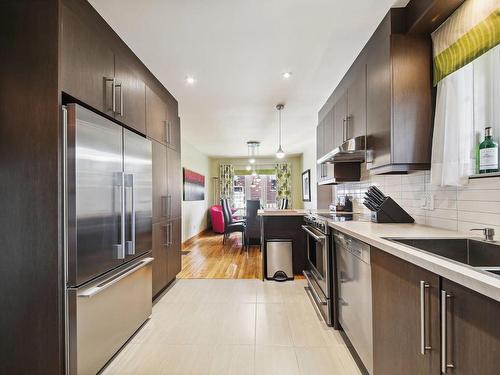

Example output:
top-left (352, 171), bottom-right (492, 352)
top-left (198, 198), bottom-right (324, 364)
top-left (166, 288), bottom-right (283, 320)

top-left (334, 230), bottom-right (373, 374)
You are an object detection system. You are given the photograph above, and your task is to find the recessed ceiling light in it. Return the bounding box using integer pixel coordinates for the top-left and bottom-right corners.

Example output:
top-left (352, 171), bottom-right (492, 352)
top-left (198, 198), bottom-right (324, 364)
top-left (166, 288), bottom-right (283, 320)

top-left (282, 72), bottom-right (292, 80)
top-left (185, 75), bottom-right (196, 85)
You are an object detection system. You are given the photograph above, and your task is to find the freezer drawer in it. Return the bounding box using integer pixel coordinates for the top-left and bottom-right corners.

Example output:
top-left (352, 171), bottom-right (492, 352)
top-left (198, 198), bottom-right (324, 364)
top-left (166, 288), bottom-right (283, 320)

top-left (67, 256), bottom-right (153, 375)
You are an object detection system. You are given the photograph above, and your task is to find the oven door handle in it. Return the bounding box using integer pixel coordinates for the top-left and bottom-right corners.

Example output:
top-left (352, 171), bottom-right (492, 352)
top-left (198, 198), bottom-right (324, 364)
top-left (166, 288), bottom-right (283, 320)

top-left (301, 225), bottom-right (326, 242)
top-left (303, 270), bottom-right (327, 305)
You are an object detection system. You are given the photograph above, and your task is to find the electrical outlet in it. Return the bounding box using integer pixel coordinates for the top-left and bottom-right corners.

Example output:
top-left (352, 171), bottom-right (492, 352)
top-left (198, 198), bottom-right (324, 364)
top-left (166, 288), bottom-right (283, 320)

top-left (420, 194), bottom-right (434, 210)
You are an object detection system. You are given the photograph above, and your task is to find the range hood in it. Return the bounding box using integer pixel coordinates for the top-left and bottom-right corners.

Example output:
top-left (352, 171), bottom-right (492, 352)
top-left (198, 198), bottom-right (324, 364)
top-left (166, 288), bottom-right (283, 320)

top-left (317, 136), bottom-right (366, 164)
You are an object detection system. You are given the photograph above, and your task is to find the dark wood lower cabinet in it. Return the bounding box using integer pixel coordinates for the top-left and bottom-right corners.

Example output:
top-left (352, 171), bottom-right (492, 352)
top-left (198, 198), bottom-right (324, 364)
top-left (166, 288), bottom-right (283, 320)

top-left (372, 247), bottom-right (500, 375)
top-left (152, 221), bottom-right (168, 297)
top-left (371, 248), bottom-right (440, 375)
top-left (152, 218), bottom-right (181, 298)
top-left (441, 278), bottom-right (500, 375)
top-left (167, 218), bottom-right (182, 283)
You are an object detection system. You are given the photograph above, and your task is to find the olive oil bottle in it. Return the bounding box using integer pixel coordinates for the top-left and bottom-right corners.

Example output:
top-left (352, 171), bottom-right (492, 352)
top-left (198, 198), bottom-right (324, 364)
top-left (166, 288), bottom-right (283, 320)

top-left (479, 127), bottom-right (499, 174)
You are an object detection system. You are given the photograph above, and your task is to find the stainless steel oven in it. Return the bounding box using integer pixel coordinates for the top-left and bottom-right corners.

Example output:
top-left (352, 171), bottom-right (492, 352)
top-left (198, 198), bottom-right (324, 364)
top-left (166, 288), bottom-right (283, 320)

top-left (302, 214), bottom-right (333, 325)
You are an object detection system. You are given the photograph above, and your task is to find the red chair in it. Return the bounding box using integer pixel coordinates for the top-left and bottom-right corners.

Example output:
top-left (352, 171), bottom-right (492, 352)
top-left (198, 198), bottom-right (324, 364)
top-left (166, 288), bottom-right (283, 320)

top-left (210, 205), bottom-right (225, 234)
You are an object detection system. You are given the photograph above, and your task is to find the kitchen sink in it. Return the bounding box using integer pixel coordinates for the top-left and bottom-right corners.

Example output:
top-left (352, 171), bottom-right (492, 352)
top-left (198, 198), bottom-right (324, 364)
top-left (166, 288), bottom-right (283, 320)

top-left (387, 238), bottom-right (500, 275)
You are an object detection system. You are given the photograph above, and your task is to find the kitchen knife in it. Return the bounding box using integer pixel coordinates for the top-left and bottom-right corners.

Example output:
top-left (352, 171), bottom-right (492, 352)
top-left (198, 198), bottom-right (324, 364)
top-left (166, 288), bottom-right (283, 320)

top-left (365, 191), bottom-right (384, 206)
top-left (370, 185), bottom-right (386, 199)
top-left (363, 200), bottom-right (377, 212)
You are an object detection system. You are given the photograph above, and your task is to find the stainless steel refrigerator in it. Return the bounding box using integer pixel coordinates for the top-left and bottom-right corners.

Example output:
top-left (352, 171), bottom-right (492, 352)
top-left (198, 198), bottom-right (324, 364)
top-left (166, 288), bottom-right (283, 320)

top-left (63, 104), bottom-right (153, 375)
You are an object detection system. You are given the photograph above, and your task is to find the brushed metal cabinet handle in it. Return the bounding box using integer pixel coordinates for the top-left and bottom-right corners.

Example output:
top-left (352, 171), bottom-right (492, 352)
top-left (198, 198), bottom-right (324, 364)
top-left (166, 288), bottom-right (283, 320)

top-left (441, 290), bottom-right (454, 373)
top-left (115, 82), bottom-right (123, 116)
top-left (342, 117), bottom-right (346, 142)
top-left (420, 281), bottom-right (431, 355)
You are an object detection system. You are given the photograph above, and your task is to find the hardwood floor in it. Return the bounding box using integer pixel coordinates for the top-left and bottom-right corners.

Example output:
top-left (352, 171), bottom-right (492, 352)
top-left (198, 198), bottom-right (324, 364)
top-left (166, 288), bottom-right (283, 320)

top-left (178, 231), bottom-right (262, 279)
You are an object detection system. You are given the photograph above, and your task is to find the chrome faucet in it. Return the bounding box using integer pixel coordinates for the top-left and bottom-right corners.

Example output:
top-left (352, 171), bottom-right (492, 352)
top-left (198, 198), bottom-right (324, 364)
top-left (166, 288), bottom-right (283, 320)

top-left (470, 228), bottom-right (495, 242)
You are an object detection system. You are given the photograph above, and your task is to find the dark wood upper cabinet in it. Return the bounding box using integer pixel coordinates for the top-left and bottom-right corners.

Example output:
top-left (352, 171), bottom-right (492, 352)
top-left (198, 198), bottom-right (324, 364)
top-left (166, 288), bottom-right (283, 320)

top-left (152, 140), bottom-right (168, 223)
top-left (333, 92), bottom-right (347, 144)
top-left (365, 9), bottom-right (433, 174)
top-left (167, 115), bottom-right (181, 152)
top-left (346, 64), bottom-right (366, 140)
top-left (114, 55), bottom-right (146, 133)
top-left (317, 8), bottom-right (433, 175)
top-left (167, 147), bottom-right (182, 220)
top-left (372, 247), bottom-right (441, 375)
top-left (61, 2), bottom-right (114, 116)
top-left (166, 217), bottom-right (182, 284)
top-left (323, 108), bottom-right (335, 153)
top-left (441, 278), bottom-right (500, 375)
top-left (146, 85), bottom-right (169, 144)
top-left (366, 27), bottom-right (392, 170)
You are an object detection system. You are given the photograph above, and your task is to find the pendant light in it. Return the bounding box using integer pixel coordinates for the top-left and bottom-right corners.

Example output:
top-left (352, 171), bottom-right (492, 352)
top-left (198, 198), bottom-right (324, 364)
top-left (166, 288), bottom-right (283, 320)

top-left (276, 104), bottom-right (285, 159)
top-left (247, 141), bottom-right (260, 164)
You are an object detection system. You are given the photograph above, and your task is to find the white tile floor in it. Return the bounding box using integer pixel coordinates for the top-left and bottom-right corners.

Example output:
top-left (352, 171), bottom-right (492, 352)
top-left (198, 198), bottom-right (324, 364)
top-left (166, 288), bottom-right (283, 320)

top-left (103, 279), bottom-right (361, 375)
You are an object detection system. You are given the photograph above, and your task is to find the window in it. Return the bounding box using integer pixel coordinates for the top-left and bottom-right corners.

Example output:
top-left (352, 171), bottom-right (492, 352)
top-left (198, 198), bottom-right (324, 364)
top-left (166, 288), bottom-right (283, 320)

top-left (232, 173), bottom-right (277, 209)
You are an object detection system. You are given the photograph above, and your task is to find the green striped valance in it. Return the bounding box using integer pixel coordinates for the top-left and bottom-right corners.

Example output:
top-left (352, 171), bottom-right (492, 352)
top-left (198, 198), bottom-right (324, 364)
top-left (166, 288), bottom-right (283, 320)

top-left (432, 0), bottom-right (500, 86)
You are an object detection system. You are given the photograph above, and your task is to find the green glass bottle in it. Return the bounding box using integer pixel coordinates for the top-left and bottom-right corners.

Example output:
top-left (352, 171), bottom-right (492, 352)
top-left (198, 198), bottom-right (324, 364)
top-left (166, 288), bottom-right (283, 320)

top-left (479, 126), bottom-right (499, 174)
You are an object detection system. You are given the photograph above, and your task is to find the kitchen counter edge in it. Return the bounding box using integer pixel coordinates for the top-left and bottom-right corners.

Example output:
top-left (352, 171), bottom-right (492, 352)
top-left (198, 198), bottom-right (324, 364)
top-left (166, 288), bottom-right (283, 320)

top-left (328, 221), bottom-right (500, 302)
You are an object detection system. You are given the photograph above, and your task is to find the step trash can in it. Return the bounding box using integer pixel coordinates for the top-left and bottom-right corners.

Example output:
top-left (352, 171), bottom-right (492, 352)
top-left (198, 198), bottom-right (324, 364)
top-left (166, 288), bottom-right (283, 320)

top-left (266, 239), bottom-right (293, 281)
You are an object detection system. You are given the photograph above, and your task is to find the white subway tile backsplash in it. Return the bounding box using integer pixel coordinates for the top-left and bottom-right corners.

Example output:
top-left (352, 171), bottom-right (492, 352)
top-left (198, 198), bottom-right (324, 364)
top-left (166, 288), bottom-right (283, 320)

top-left (457, 189), bottom-right (500, 201)
top-left (334, 171), bottom-right (500, 235)
top-left (457, 200), bottom-right (500, 214)
top-left (425, 217), bottom-right (458, 231)
top-left (457, 211), bottom-right (500, 226)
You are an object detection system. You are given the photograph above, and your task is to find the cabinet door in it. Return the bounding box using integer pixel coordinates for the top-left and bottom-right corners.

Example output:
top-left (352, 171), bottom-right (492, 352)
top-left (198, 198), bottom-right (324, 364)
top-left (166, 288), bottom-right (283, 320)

top-left (152, 140), bottom-right (167, 223)
top-left (316, 122), bottom-right (324, 159)
top-left (333, 92), bottom-right (348, 145)
top-left (347, 64), bottom-right (366, 140)
top-left (441, 279), bottom-right (500, 375)
top-left (372, 248), bottom-right (440, 375)
top-left (166, 218), bottom-right (182, 283)
top-left (167, 115), bottom-right (181, 152)
top-left (323, 109), bottom-right (335, 153)
top-left (146, 86), bottom-right (169, 144)
top-left (61, 3), bottom-right (114, 116)
top-left (316, 123), bottom-right (324, 182)
top-left (366, 31), bottom-right (391, 169)
top-left (152, 221), bottom-right (167, 297)
top-left (167, 148), bottom-right (182, 220)
top-left (114, 56), bottom-right (146, 133)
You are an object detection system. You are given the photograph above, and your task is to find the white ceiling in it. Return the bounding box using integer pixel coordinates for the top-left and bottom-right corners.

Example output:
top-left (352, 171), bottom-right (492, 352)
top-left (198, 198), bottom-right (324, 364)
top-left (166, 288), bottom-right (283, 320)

top-left (90, 0), bottom-right (403, 157)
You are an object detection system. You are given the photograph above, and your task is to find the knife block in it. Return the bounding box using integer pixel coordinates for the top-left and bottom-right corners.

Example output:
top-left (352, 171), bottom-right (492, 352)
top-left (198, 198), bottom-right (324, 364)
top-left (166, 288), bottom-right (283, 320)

top-left (370, 197), bottom-right (414, 223)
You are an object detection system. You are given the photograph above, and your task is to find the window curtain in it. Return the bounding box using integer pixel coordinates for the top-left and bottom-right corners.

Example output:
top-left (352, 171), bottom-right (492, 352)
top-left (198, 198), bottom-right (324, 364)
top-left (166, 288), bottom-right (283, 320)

top-left (431, 0), bottom-right (500, 186)
top-left (275, 162), bottom-right (291, 205)
top-left (219, 164), bottom-right (234, 200)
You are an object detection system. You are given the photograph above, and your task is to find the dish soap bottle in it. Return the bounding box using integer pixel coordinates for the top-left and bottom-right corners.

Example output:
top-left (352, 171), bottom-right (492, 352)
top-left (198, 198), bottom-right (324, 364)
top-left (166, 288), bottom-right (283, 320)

top-left (479, 126), bottom-right (499, 174)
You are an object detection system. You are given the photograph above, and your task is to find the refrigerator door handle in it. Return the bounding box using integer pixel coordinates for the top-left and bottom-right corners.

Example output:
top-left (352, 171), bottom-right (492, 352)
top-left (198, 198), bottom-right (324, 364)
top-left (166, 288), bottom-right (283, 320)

top-left (125, 173), bottom-right (136, 255)
top-left (115, 171), bottom-right (126, 259)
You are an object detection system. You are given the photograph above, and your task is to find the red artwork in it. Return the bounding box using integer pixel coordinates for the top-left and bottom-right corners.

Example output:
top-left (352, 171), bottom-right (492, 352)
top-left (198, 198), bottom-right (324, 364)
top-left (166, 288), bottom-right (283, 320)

top-left (183, 168), bottom-right (205, 201)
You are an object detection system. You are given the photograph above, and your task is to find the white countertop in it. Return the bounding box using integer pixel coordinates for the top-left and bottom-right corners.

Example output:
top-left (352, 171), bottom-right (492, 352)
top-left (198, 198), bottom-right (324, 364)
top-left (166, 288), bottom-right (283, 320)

top-left (327, 220), bottom-right (500, 302)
